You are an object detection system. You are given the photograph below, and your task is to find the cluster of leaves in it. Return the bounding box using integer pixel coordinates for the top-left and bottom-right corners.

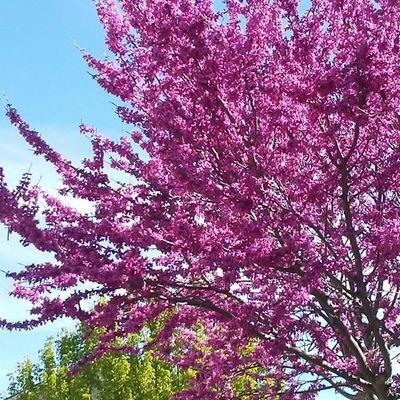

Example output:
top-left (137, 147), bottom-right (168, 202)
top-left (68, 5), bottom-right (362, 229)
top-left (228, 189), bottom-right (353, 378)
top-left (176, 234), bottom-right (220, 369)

top-left (5, 317), bottom-right (272, 400)
top-left (5, 321), bottom-right (193, 400)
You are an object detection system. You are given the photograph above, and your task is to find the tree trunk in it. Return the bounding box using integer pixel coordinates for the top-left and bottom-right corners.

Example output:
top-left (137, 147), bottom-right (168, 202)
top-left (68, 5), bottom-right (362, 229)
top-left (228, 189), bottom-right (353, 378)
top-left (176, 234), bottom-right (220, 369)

top-left (356, 386), bottom-right (397, 400)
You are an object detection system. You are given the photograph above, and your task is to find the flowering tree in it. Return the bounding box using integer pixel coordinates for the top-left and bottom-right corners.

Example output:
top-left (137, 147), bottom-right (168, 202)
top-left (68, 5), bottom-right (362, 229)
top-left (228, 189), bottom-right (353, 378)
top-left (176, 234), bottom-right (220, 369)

top-left (1, 0), bottom-right (400, 398)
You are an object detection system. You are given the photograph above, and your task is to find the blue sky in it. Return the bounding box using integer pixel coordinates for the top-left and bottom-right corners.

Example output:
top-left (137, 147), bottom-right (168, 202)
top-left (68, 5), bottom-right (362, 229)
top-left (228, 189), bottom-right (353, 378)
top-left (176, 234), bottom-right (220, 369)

top-left (0, 1), bottom-right (338, 399)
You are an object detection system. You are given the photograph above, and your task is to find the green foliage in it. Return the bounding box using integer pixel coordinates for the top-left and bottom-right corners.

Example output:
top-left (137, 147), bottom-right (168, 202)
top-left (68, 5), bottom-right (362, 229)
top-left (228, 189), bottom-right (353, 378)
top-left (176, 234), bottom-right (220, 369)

top-left (5, 318), bottom-right (276, 400)
top-left (4, 324), bottom-right (192, 400)
top-left (6, 359), bottom-right (39, 400)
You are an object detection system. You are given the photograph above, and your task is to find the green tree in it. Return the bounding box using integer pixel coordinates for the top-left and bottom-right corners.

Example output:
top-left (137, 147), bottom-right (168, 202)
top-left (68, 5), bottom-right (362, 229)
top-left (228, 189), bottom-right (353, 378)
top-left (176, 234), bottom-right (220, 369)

top-left (5, 323), bottom-right (193, 400)
top-left (6, 358), bottom-right (39, 400)
top-left (5, 320), bottom-right (277, 400)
